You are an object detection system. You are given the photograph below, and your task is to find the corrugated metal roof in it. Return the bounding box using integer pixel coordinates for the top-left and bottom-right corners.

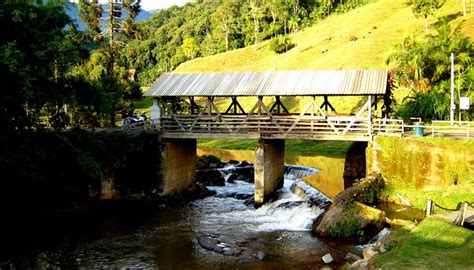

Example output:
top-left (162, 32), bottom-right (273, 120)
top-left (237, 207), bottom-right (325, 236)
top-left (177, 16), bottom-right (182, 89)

top-left (144, 70), bottom-right (388, 97)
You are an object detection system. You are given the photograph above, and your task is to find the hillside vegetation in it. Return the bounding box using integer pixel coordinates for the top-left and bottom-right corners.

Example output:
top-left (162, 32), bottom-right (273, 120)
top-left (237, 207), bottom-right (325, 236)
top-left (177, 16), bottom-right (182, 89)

top-left (176, 0), bottom-right (473, 72)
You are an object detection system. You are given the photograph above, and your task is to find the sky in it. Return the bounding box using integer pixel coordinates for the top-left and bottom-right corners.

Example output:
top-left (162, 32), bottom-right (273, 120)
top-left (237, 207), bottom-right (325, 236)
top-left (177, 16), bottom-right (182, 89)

top-left (70, 0), bottom-right (193, 11)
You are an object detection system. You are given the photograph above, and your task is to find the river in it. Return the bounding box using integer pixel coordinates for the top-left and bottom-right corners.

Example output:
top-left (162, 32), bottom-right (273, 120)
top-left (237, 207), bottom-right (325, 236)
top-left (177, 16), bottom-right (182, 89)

top-left (0, 148), bottom-right (357, 269)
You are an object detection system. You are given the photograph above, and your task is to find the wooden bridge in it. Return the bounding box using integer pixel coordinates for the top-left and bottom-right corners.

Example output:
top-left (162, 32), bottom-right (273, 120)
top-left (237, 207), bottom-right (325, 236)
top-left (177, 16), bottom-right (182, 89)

top-left (145, 70), bottom-right (399, 141)
top-left (142, 70), bottom-right (472, 205)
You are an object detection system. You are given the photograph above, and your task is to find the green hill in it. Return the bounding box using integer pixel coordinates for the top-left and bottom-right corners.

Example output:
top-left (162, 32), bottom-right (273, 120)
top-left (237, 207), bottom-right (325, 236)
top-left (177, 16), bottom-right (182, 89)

top-left (176, 0), bottom-right (473, 73)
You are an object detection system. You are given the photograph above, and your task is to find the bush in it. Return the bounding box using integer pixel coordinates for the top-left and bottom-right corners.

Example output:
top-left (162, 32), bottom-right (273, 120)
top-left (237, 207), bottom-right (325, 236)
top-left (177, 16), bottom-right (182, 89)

top-left (269, 36), bottom-right (295, 54)
top-left (395, 90), bottom-right (449, 121)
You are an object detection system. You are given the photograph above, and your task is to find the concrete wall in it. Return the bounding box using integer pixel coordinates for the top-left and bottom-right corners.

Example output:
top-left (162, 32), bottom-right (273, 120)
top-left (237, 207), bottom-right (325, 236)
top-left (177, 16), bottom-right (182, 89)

top-left (254, 139), bottom-right (285, 207)
top-left (159, 138), bottom-right (197, 195)
top-left (367, 136), bottom-right (474, 189)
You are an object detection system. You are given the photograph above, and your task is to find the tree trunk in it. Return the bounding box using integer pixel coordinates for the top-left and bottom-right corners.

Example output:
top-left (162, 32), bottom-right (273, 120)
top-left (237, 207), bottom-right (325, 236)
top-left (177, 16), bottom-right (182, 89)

top-left (463, 0), bottom-right (466, 16)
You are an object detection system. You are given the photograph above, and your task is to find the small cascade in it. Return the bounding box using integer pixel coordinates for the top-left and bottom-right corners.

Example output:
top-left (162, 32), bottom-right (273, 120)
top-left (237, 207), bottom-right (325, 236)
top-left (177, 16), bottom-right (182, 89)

top-left (284, 165), bottom-right (320, 179)
top-left (290, 180), bottom-right (333, 209)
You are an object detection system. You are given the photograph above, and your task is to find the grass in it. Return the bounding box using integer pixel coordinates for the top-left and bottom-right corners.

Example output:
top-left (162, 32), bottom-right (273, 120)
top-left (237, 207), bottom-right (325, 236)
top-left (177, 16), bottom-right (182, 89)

top-left (376, 217), bottom-right (474, 269)
top-left (172, 0), bottom-right (473, 115)
top-left (381, 184), bottom-right (474, 213)
top-left (197, 139), bottom-right (353, 156)
top-left (176, 0), bottom-right (472, 73)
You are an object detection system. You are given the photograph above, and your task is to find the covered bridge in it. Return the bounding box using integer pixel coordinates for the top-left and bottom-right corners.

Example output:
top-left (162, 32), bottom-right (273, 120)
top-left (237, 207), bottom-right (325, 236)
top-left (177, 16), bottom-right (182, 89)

top-left (144, 70), bottom-right (398, 141)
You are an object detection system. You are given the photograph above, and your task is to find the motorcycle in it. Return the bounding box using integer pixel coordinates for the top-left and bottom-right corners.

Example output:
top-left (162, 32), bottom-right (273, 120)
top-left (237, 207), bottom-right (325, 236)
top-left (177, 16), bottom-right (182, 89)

top-left (129, 111), bottom-right (147, 125)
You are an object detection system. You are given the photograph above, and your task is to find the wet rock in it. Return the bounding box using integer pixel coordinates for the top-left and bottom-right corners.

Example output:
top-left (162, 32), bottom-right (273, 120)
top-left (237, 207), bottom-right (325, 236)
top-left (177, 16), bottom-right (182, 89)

top-left (362, 247), bottom-right (379, 260)
top-left (290, 179), bottom-right (332, 209)
top-left (223, 248), bottom-right (241, 257)
top-left (322, 253), bottom-right (334, 264)
top-left (197, 155), bottom-right (222, 170)
top-left (256, 251), bottom-right (266, 261)
top-left (276, 201), bottom-right (305, 209)
top-left (345, 252), bottom-right (362, 263)
top-left (231, 166), bottom-right (254, 183)
top-left (198, 236), bottom-right (219, 251)
top-left (237, 161), bottom-right (252, 167)
top-left (213, 243), bottom-right (226, 254)
top-left (234, 193), bottom-right (253, 200)
top-left (349, 259), bottom-right (370, 270)
top-left (227, 173), bottom-right (238, 184)
top-left (196, 169), bottom-right (225, 186)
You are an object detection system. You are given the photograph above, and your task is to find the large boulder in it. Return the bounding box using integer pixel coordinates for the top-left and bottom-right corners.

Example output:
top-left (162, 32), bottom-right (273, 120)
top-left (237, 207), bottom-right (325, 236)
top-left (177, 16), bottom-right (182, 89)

top-left (313, 173), bottom-right (386, 243)
top-left (334, 173), bottom-right (384, 205)
top-left (313, 202), bottom-right (386, 243)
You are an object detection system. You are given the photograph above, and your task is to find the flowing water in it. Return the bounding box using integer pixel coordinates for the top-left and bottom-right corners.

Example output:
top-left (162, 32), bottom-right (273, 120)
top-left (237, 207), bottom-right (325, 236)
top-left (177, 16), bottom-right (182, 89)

top-left (0, 149), bottom-right (357, 269)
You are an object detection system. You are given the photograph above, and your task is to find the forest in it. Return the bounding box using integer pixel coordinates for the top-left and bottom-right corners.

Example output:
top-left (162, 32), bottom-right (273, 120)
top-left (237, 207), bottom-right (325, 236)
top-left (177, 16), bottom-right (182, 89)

top-left (0, 0), bottom-right (473, 132)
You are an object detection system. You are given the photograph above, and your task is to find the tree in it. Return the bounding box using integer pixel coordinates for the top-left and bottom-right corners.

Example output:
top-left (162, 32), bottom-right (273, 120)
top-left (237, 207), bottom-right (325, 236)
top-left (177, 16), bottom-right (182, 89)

top-left (249, 0), bottom-right (265, 48)
top-left (181, 37), bottom-right (201, 59)
top-left (211, 0), bottom-right (239, 51)
top-left (409, 0), bottom-right (446, 33)
top-left (387, 21), bottom-right (474, 120)
top-left (0, 2), bottom-right (89, 132)
top-left (78, 0), bottom-right (142, 126)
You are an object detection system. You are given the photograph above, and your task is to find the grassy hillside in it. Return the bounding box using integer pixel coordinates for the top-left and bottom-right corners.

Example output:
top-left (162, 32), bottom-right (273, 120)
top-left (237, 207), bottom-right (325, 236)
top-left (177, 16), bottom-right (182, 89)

top-left (135, 1), bottom-right (473, 115)
top-left (176, 0), bottom-right (473, 73)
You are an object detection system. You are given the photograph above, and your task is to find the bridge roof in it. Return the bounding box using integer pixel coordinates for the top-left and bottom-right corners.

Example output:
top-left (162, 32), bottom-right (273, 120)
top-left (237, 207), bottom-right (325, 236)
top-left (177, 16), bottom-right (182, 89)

top-left (144, 70), bottom-right (388, 97)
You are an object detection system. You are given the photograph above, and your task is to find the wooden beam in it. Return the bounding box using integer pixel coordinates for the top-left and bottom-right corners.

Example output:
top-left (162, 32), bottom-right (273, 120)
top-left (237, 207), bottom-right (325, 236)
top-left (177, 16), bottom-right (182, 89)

top-left (269, 96), bottom-right (289, 114)
top-left (341, 98), bottom-right (370, 135)
top-left (320, 96), bottom-right (336, 112)
top-left (225, 96), bottom-right (246, 114)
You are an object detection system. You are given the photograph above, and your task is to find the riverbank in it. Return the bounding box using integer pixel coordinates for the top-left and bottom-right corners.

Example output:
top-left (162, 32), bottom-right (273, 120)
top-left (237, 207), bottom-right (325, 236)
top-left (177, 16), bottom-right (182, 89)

top-left (375, 217), bottom-right (474, 269)
top-left (198, 139), bottom-right (352, 156)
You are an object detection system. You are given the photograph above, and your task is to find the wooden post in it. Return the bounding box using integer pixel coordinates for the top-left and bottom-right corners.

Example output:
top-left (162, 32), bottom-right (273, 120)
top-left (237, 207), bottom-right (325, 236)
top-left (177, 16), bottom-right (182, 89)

top-left (454, 201), bottom-right (468, 226)
top-left (368, 96), bottom-right (372, 136)
top-left (426, 199), bottom-right (434, 216)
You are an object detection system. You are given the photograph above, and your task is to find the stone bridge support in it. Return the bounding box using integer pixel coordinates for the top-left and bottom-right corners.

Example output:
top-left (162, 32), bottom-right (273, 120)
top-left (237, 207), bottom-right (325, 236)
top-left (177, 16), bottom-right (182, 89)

top-left (254, 139), bottom-right (285, 207)
top-left (159, 138), bottom-right (196, 195)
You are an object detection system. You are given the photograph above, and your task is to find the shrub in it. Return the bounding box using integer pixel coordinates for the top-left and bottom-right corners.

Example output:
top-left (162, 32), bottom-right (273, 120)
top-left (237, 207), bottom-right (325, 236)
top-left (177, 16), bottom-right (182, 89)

top-left (269, 36), bottom-right (295, 54)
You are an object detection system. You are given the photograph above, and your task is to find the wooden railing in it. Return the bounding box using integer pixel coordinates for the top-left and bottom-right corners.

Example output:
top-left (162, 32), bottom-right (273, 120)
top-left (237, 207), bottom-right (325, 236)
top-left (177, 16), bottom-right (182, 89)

top-left (139, 116), bottom-right (474, 141)
top-left (152, 114), bottom-right (405, 140)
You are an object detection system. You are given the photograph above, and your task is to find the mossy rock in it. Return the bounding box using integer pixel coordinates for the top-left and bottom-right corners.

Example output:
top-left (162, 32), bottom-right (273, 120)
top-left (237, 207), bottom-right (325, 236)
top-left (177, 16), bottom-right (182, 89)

top-left (335, 173), bottom-right (385, 205)
top-left (314, 202), bottom-right (386, 242)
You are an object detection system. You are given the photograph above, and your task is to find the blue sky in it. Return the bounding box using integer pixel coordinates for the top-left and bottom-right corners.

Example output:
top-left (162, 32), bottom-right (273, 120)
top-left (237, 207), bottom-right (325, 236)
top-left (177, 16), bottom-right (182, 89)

top-left (70, 0), bottom-right (193, 11)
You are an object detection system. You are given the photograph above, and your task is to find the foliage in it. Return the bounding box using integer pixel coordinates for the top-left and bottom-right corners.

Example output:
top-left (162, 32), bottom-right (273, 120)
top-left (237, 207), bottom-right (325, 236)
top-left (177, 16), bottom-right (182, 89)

top-left (269, 35), bottom-right (294, 53)
top-left (0, 2), bottom-right (92, 132)
top-left (376, 217), bottom-right (474, 269)
top-left (408, 0), bottom-right (446, 32)
top-left (395, 91), bottom-right (450, 120)
top-left (387, 20), bottom-right (474, 120)
top-left (78, 0), bottom-right (142, 127)
top-left (181, 37), bottom-right (201, 60)
top-left (123, 0), bottom-right (379, 86)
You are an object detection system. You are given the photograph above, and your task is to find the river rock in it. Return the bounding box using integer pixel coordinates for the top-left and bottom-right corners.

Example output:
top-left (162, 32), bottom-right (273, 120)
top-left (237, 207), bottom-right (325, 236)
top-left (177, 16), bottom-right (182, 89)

top-left (198, 236), bottom-right (220, 251)
top-left (196, 169), bottom-right (225, 186)
top-left (313, 202), bottom-right (386, 243)
top-left (348, 259), bottom-right (370, 270)
top-left (362, 247), bottom-right (379, 260)
top-left (345, 252), bottom-right (362, 263)
top-left (322, 253), bottom-right (334, 264)
top-left (227, 173), bottom-right (238, 183)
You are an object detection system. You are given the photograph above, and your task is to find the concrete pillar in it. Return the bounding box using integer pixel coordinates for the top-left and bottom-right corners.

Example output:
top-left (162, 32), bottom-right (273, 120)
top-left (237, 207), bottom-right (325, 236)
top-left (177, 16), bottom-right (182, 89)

top-left (150, 97), bottom-right (161, 126)
top-left (254, 139), bottom-right (285, 207)
top-left (159, 138), bottom-right (196, 195)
